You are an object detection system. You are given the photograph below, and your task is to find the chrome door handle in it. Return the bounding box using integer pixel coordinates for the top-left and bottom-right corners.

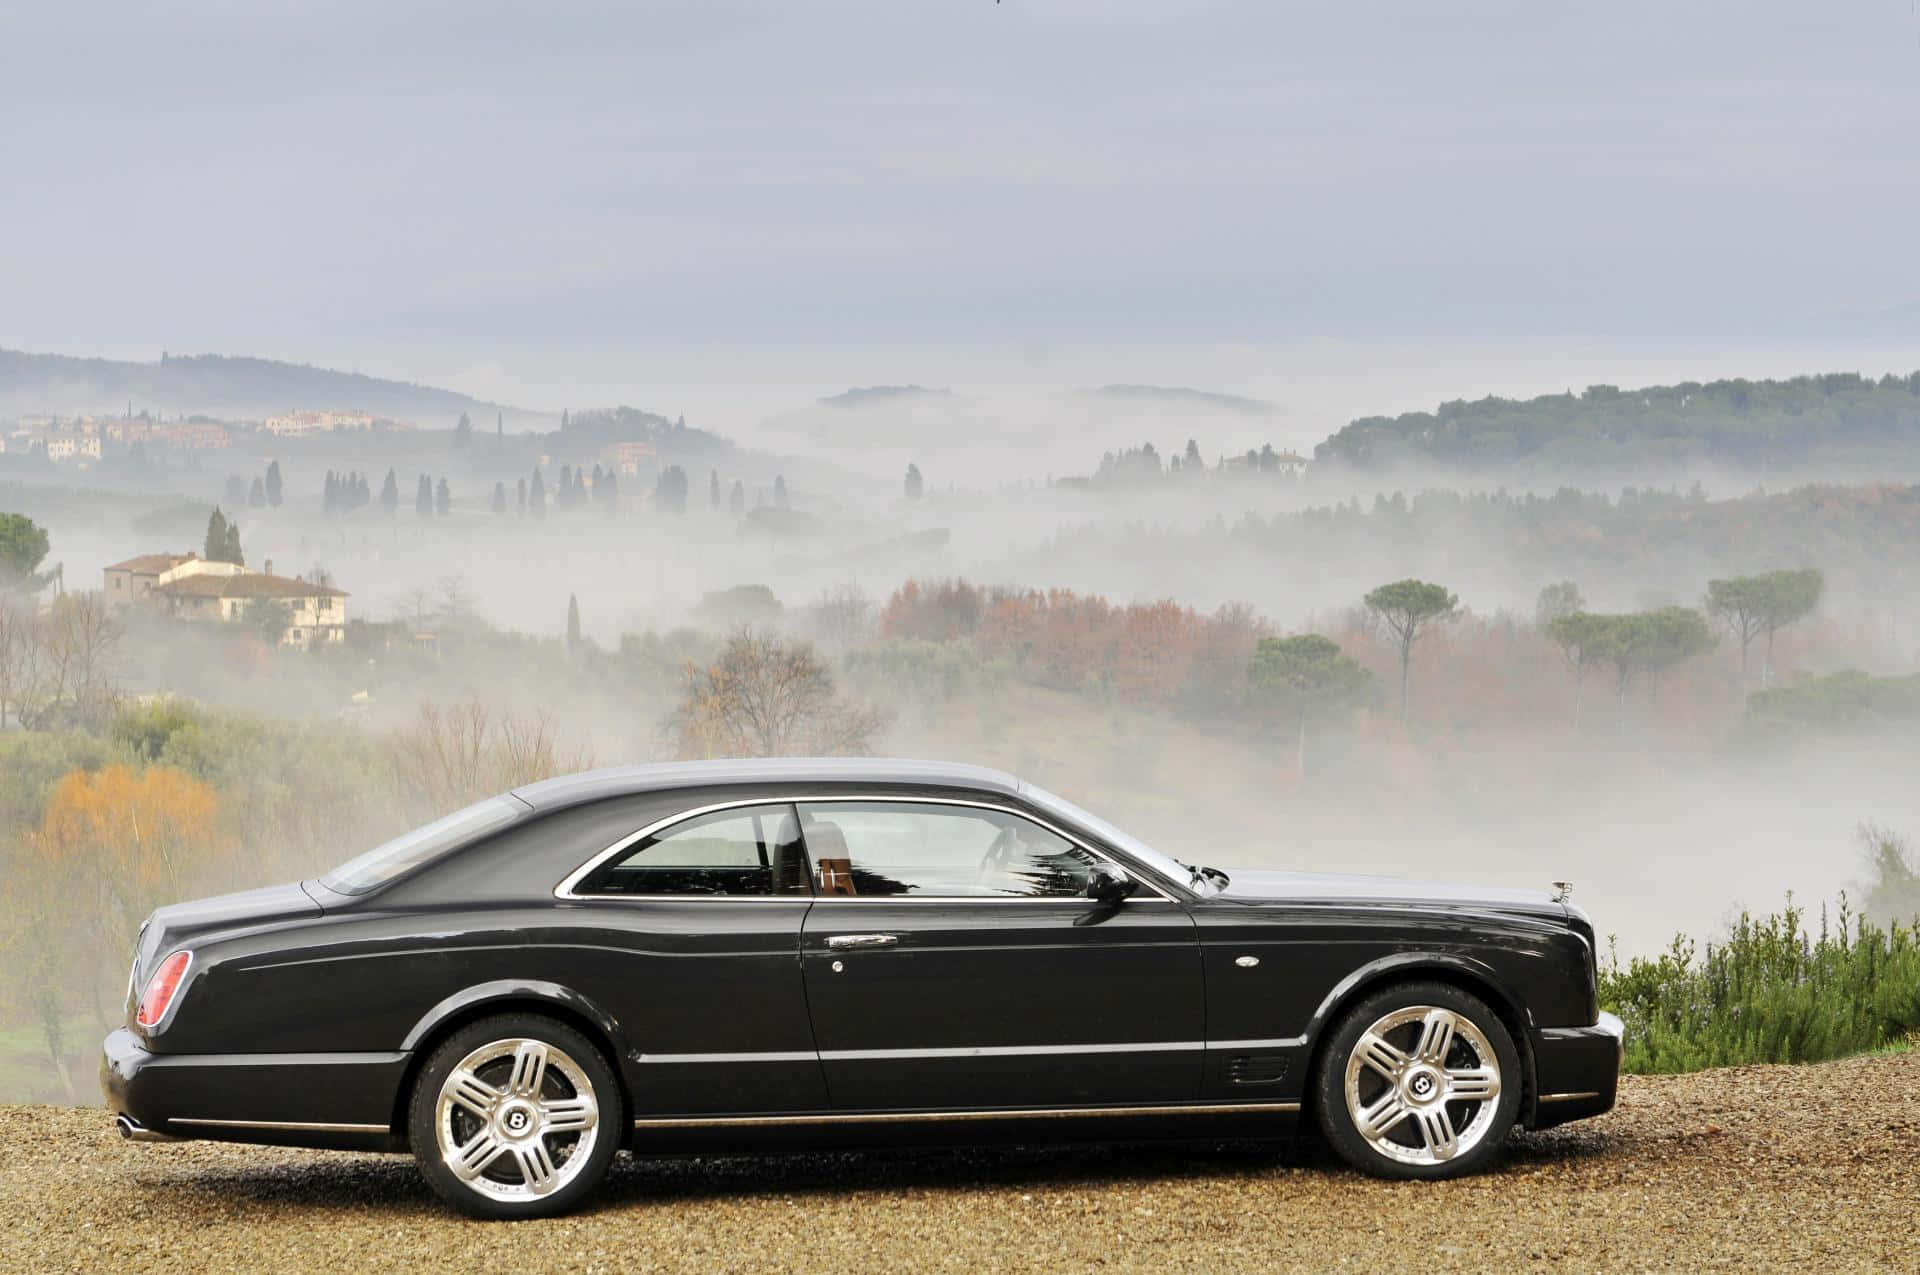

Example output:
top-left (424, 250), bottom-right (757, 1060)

top-left (825, 933), bottom-right (899, 949)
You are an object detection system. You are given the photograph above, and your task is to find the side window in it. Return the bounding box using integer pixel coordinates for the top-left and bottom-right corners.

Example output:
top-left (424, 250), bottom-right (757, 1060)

top-left (798, 801), bottom-right (1100, 898)
top-left (578, 803), bottom-right (809, 897)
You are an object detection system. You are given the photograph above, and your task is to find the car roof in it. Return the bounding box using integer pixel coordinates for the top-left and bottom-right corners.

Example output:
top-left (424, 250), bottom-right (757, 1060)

top-left (510, 757), bottom-right (1024, 812)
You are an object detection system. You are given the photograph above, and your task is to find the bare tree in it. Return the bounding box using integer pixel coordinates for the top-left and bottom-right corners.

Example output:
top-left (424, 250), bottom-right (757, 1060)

top-left (806, 582), bottom-right (875, 651)
top-left (45, 592), bottom-right (121, 724)
top-left (670, 629), bottom-right (888, 759)
top-left (389, 700), bottom-right (594, 817)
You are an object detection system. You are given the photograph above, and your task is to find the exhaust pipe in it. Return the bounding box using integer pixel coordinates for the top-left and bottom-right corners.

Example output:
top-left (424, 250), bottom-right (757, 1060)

top-left (115, 1115), bottom-right (179, 1143)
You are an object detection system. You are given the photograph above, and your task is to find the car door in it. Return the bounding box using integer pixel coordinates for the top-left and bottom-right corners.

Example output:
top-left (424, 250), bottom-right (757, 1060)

top-left (795, 798), bottom-right (1204, 1111)
top-left (561, 800), bottom-right (827, 1116)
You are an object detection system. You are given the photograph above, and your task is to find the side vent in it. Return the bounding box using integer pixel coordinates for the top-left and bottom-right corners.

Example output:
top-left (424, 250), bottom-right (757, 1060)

top-left (1226, 1055), bottom-right (1289, 1086)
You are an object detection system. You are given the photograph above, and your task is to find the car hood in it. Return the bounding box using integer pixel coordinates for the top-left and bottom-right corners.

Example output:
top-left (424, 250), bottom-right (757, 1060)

top-left (1211, 868), bottom-right (1566, 917)
top-left (134, 880), bottom-right (323, 984)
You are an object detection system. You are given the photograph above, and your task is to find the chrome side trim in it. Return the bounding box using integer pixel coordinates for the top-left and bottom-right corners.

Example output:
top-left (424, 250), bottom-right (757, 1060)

top-left (640, 1050), bottom-right (820, 1065)
top-left (1537, 1091), bottom-right (1602, 1104)
top-left (553, 794), bottom-right (1177, 903)
top-left (819, 1041), bottom-right (1202, 1061)
top-left (632, 1100), bottom-right (1301, 1129)
top-left (170, 1118), bottom-right (390, 1133)
top-left (1207, 1036), bottom-right (1307, 1051)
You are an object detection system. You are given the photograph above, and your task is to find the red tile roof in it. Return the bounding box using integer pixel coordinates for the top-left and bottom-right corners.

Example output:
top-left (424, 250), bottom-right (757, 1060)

top-left (154, 572), bottom-right (349, 600)
top-left (106, 553), bottom-right (195, 574)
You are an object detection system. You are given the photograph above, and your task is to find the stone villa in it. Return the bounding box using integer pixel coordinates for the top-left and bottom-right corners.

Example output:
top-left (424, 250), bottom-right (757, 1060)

top-left (103, 553), bottom-right (349, 646)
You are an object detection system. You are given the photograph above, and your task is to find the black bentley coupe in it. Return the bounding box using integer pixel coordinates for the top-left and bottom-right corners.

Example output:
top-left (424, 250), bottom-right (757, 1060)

top-left (103, 759), bottom-right (1623, 1218)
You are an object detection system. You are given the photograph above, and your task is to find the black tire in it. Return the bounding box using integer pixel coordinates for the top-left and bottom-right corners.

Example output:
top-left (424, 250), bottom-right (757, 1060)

top-left (1313, 980), bottom-right (1521, 1180)
top-left (407, 1012), bottom-right (624, 1219)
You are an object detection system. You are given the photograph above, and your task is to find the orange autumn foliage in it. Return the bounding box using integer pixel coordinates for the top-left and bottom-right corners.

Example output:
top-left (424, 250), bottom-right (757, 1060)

top-left (34, 765), bottom-right (229, 931)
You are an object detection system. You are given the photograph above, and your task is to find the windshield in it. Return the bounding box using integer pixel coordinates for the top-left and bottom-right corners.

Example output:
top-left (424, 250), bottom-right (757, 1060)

top-left (319, 795), bottom-right (527, 895)
top-left (1019, 783), bottom-right (1198, 892)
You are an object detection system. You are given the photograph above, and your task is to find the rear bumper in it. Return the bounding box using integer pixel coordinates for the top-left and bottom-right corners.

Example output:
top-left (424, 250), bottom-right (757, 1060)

top-left (1528, 1010), bottom-right (1624, 1129)
top-left (101, 1027), bottom-right (408, 1151)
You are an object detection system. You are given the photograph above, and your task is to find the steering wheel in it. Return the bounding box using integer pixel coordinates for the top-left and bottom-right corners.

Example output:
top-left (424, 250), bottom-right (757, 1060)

top-left (975, 825), bottom-right (1016, 886)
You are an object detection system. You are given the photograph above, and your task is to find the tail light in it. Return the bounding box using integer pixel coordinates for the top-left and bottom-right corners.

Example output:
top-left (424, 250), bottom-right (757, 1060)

top-left (136, 951), bottom-right (193, 1030)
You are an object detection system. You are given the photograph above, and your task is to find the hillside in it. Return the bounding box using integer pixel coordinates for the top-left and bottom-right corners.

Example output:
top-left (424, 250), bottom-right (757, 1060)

top-left (1315, 370), bottom-right (1920, 478)
top-left (0, 348), bottom-right (547, 428)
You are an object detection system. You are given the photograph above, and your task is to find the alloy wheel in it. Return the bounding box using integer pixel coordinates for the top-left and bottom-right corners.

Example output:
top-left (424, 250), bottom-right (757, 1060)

top-left (1342, 1005), bottom-right (1502, 1166)
top-left (433, 1037), bottom-right (601, 1203)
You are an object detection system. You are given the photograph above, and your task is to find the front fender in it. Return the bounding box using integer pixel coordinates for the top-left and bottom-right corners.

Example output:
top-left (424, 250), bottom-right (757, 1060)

top-left (1302, 950), bottom-right (1532, 1044)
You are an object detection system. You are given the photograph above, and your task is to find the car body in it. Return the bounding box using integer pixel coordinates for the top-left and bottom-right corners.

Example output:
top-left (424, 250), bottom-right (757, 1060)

top-left (103, 758), bottom-right (1623, 1216)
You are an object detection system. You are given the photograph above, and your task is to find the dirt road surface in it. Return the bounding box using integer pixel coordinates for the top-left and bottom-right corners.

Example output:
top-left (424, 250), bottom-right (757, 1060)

top-left (4, 1051), bottom-right (1915, 1273)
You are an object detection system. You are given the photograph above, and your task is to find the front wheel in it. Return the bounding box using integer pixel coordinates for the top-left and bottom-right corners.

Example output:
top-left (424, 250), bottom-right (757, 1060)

top-left (1314, 981), bottom-right (1521, 1180)
top-left (407, 1013), bottom-right (623, 1218)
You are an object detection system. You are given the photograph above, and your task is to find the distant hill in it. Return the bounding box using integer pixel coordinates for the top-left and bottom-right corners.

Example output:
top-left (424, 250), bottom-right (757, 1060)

top-left (817, 385), bottom-right (951, 408)
top-left (1313, 370), bottom-right (1920, 477)
top-left (1082, 384), bottom-right (1280, 416)
top-left (0, 348), bottom-right (547, 428)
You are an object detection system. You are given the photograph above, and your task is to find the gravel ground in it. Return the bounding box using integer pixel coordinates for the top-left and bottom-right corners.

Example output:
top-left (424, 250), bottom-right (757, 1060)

top-left (5, 1051), bottom-right (1916, 1274)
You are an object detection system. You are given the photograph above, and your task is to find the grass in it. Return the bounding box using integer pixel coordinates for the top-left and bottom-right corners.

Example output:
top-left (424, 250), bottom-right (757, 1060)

top-left (1602, 896), bottom-right (1920, 1074)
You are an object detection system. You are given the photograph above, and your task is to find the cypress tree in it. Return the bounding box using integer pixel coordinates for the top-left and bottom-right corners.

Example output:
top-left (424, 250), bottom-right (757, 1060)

top-left (381, 468), bottom-right (399, 515)
top-left (204, 507), bottom-right (229, 561)
top-left (415, 473), bottom-right (432, 516)
top-left (435, 477), bottom-right (451, 515)
top-left (265, 459), bottom-right (283, 506)
top-left (566, 594), bottom-right (582, 652)
top-left (491, 481), bottom-right (507, 515)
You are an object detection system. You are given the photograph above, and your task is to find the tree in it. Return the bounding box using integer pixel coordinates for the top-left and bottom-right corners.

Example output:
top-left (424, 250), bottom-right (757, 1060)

top-left (415, 473), bottom-right (432, 516)
top-left (388, 701), bottom-right (592, 819)
top-left (599, 469), bottom-right (618, 511)
top-left (244, 597), bottom-right (293, 644)
top-left (1545, 611), bottom-right (1613, 729)
top-left (1362, 578), bottom-right (1460, 721)
top-left (566, 594), bottom-right (582, 653)
top-left (516, 477), bottom-right (527, 517)
top-left (729, 479), bottom-right (746, 515)
top-left (710, 469), bottom-right (722, 509)
top-left (530, 469), bottom-right (547, 518)
top-left (1251, 634), bottom-right (1371, 779)
top-left (381, 468), bottom-right (400, 515)
top-left (0, 513), bottom-right (54, 595)
top-left (1535, 581), bottom-right (1585, 628)
top-left (773, 475), bottom-right (790, 509)
top-left (435, 477), bottom-right (451, 516)
top-left (1184, 438), bottom-right (1203, 471)
top-left (655, 465), bottom-right (690, 515)
top-left (1706, 568), bottom-right (1823, 688)
top-left (248, 475), bottom-right (266, 508)
top-left (264, 460), bottom-right (283, 507)
top-left (1638, 606), bottom-right (1717, 702)
top-left (490, 482), bottom-right (507, 515)
top-left (223, 520), bottom-right (243, 566)
top-left (224, 474), bottom-right (246, 505)
top-left (204, 508), bottom-right (234, 564)
top-left (670, 630), bottom-right (888, 759)
top-left (453, 412), bottom-right (473, 449)
top-left (904, 462), bottom-right (924, 502)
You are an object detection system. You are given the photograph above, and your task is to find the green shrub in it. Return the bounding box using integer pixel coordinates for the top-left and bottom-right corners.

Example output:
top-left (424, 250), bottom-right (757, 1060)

top-left (1602, 896), bottom-right (1920, 1073)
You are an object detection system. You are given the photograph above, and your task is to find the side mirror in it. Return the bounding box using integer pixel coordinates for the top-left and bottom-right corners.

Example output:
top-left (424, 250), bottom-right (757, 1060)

top-left (1084, 865), bottom-right (1137, 904)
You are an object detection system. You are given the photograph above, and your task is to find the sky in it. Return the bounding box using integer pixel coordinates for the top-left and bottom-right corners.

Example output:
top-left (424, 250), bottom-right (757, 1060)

top-left (4, 0), bottom-right (1920, 433)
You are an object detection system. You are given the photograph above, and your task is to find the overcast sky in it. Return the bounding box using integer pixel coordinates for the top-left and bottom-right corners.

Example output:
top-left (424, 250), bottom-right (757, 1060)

top-left (4, 1), bottom-right (1919, 429)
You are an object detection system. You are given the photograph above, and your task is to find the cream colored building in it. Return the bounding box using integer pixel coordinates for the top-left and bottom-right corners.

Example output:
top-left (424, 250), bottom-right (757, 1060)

top-left (260, 410), bottom-right (380, 437)
top-left (104, 553), bottom-right (349, 644)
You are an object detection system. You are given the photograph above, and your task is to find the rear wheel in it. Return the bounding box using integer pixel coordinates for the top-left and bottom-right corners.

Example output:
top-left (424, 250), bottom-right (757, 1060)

top-left (1314, 981), bottom-right (1520, 1180)
top-left (407, 1013), bottom-right (622, 1218)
